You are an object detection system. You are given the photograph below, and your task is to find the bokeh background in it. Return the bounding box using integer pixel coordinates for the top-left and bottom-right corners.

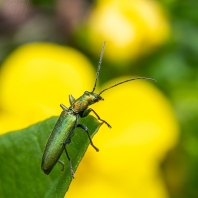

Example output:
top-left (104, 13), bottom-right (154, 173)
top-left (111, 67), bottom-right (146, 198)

top-left (0, 0), bottom-right (198, 198)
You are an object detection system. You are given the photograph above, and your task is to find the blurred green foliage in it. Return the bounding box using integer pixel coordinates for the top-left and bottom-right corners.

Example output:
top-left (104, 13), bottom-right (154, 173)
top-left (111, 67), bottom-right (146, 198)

top-left (0, 0), bottom-right (198, 198)
top-left (147, 1), bottom-right (198, 198)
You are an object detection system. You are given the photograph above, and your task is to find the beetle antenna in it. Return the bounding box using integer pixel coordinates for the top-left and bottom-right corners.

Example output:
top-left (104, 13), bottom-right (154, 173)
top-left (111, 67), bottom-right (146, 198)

top-left (92, 41), bottom-right (106, 93)
top-left (99, 77), bottom-right (156, 95)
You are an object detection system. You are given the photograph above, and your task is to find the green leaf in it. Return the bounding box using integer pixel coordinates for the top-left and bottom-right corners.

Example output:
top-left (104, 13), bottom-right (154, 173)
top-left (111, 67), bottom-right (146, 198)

top-left (0, 115), bottom-right (102, 198)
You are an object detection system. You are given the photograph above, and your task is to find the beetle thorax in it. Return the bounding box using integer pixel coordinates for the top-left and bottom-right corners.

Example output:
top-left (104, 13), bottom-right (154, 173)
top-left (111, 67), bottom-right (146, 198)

top-left (71, 99), bottom-right (88, 113)
top-left (70, 91), bottom-right (102, 113)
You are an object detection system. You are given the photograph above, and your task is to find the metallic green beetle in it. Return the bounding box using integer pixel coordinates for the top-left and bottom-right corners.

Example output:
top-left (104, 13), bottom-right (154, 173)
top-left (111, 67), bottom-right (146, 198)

top-left (41, 42), bottom-right (155, 177)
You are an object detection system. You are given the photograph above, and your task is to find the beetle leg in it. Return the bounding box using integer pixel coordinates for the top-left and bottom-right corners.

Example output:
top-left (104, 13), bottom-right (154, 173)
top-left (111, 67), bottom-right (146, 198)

top-left (60, 104), bottom-right (69, 111)
top-left (82, 108), bottom-right (112, 128)
top-left (58, 160), bottom-right (65, 172)
top-left (63, 143), bottom-right (74, 178)
top-left (69, 94), bottom-right (75, 105)
top-left (77, 124), bottom-right (99, 152)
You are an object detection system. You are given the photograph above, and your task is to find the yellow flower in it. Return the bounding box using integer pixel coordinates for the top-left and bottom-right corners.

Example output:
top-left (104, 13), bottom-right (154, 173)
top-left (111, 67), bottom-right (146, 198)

top-left (77, 0), bottom-right (170, 63)
top-left (0, 43), bottom-right (95, 134)
top-left (66, 78), bottom-right (179, 198)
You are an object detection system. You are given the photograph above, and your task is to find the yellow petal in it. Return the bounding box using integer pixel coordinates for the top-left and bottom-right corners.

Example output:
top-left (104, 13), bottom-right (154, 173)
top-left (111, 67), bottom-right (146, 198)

top-left (0, 42), bottom-right (95, 132)
top-left (78, 0), bottom-right (170, 63)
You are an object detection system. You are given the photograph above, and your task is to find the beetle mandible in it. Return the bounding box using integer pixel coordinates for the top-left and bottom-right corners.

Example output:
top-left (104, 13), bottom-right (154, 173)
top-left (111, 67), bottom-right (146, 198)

top-left (41, 42), bottom-right (155, 177)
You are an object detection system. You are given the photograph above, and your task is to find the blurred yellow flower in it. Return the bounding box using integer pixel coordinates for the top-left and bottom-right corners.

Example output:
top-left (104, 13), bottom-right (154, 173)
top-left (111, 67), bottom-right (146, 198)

top-left (0, 42), bottom-right (95, 134)
top-left (66, 78), bottom-right (179, 198)
top-left (76, 0), bottom-right (170, 63)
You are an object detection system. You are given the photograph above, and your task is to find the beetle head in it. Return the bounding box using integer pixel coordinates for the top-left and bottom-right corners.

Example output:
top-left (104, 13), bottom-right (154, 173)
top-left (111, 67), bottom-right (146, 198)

top-left (84, 91), bottom-right (104, 105)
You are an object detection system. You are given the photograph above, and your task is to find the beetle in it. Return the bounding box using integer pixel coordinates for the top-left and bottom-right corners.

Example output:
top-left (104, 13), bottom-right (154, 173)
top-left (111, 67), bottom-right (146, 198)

top-left (41, 41), bottom-right (155, 177)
